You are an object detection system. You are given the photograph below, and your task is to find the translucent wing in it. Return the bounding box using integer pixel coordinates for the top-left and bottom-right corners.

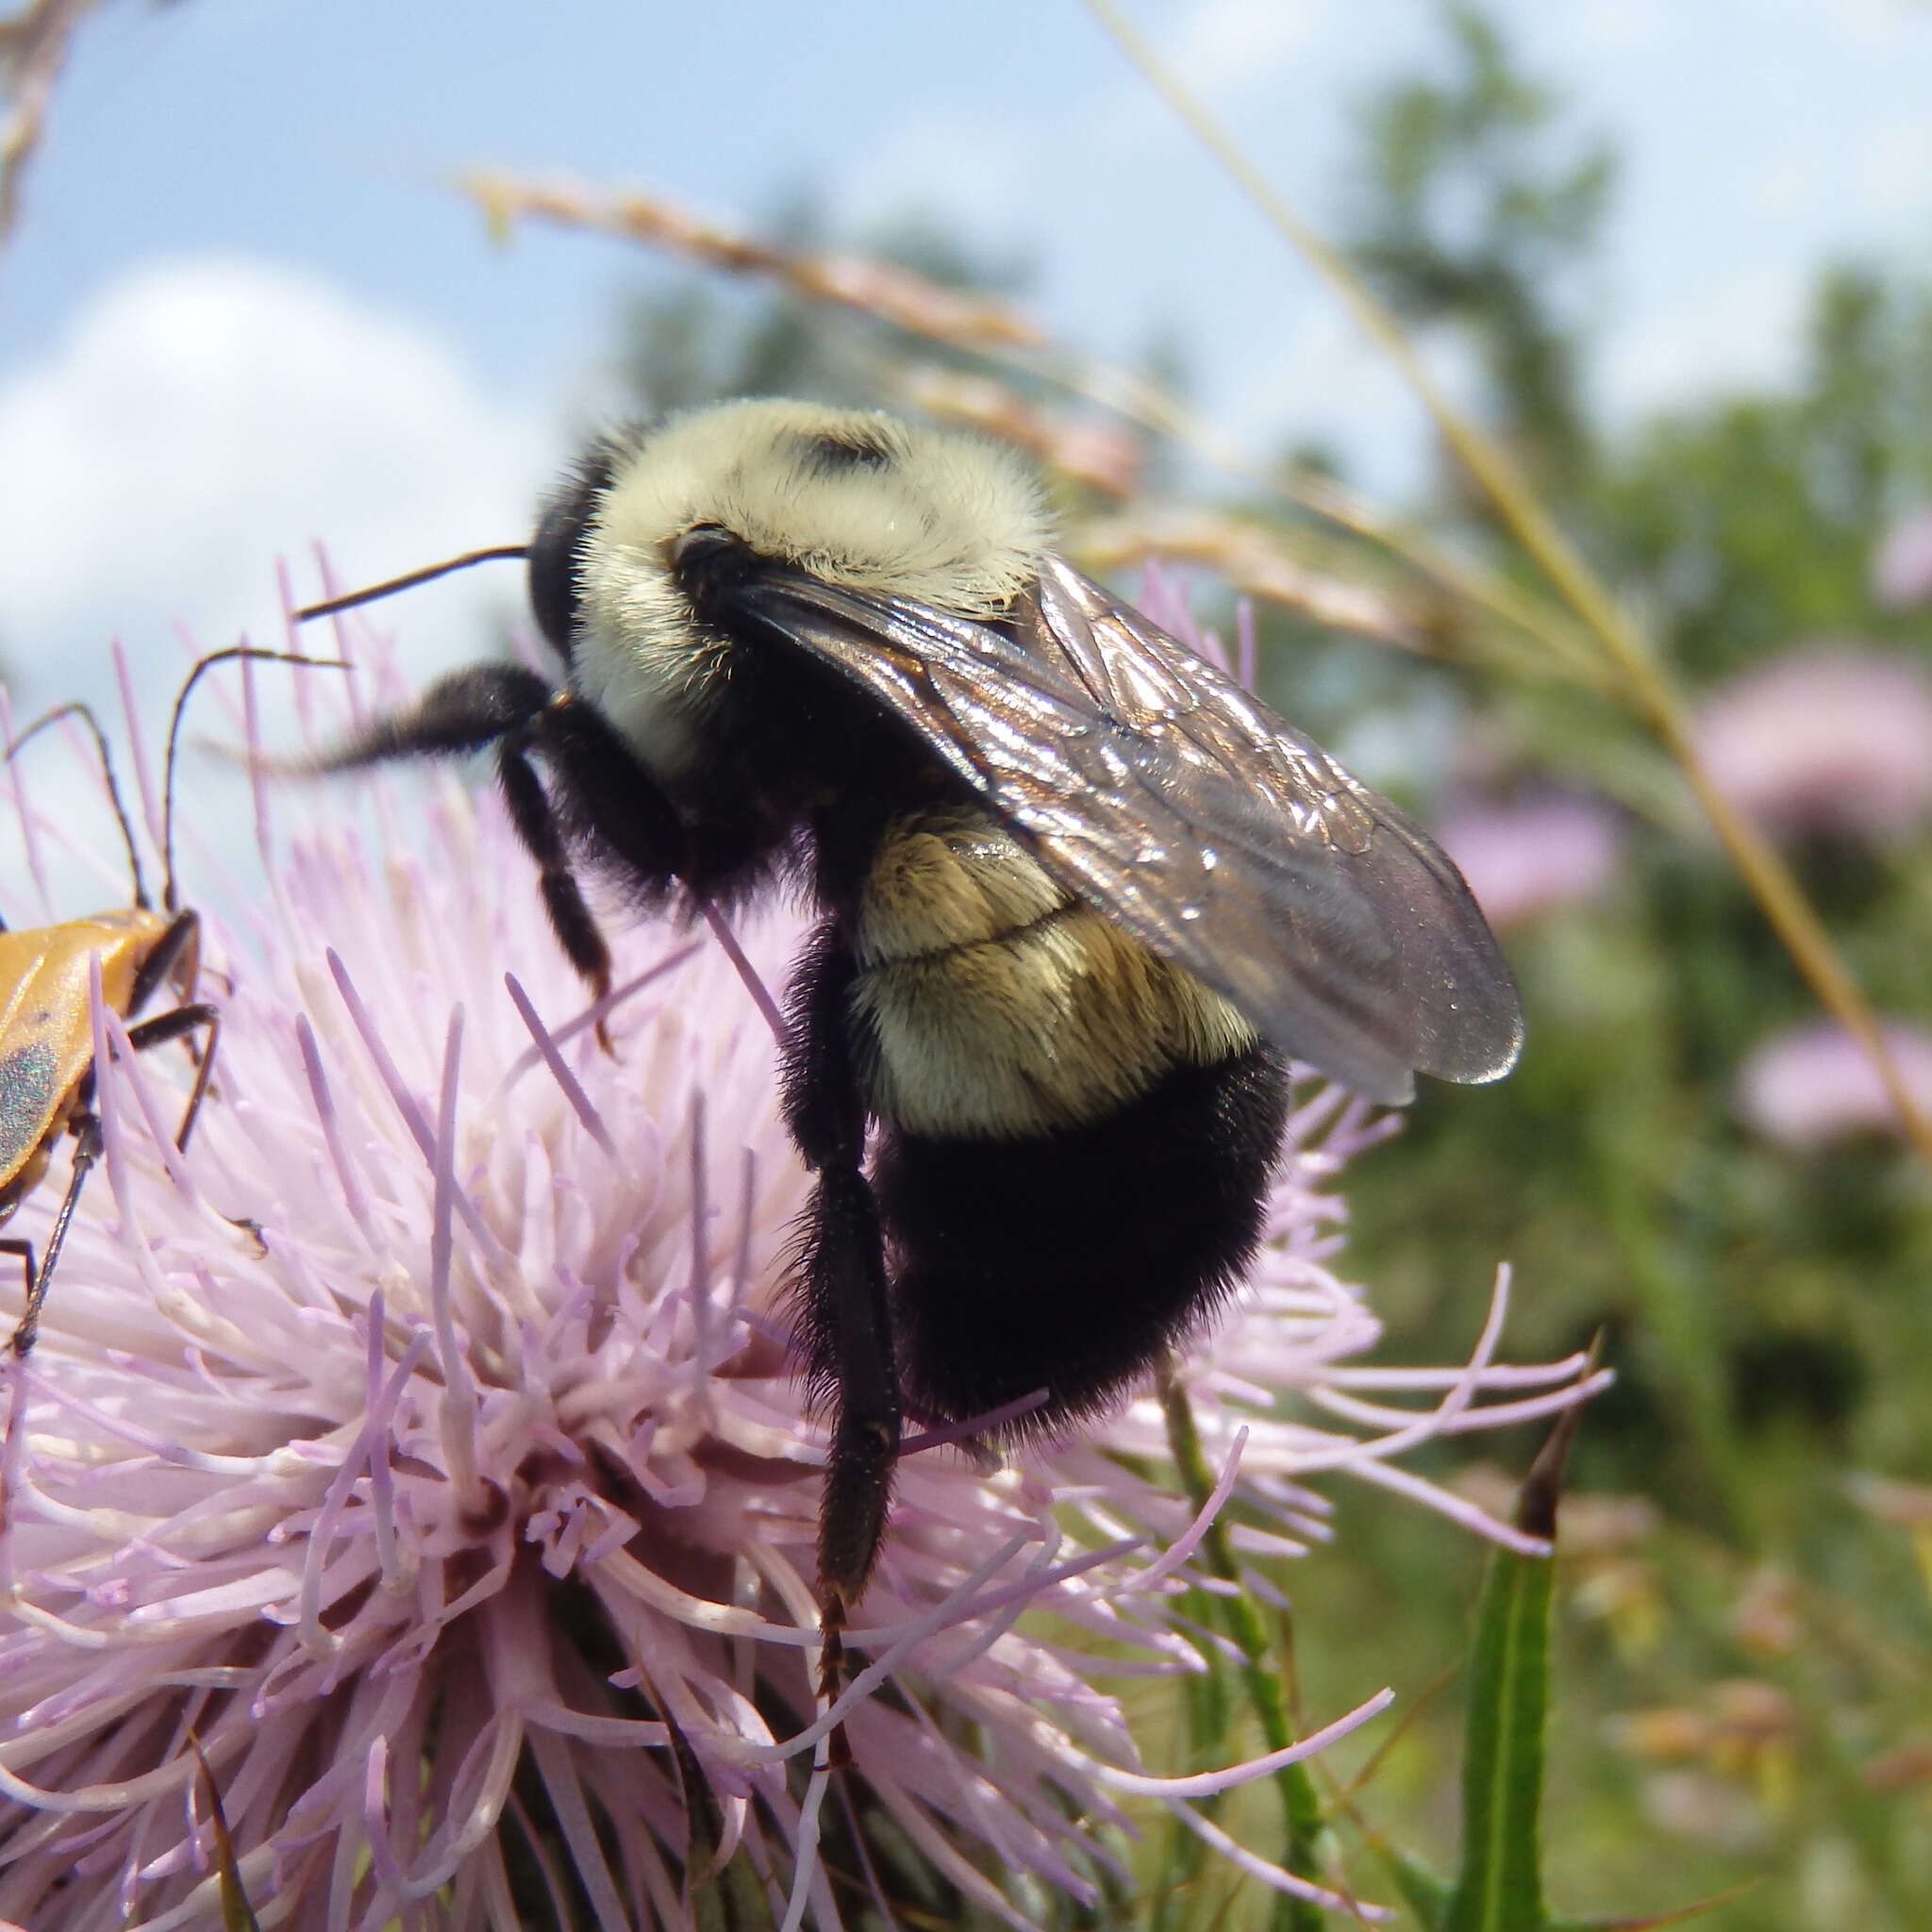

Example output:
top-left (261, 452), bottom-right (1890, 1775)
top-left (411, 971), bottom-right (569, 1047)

top-left (715, 554), bottom-right (1522, 1104)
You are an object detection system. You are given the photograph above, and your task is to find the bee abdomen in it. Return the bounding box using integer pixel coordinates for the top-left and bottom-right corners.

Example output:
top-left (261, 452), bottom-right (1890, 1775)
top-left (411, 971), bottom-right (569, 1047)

top-left (850, 806), bottom-right (1254, 1140)
top-left (874, 1041), bottom-right (1291, 1430)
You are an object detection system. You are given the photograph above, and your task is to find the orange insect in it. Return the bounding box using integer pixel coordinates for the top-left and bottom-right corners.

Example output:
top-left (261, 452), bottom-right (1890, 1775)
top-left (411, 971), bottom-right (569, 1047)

top-left (0, 647), bottom-right (334, 1357)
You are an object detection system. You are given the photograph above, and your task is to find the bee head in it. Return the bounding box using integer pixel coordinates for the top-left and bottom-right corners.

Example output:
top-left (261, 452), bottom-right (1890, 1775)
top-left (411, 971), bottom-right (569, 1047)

top-left (547, 398), bottom-right (1050, 778)
top-left (578, 398), bottom-right (1047, 629)
top-left (526, 432), bottom-right (630, 664)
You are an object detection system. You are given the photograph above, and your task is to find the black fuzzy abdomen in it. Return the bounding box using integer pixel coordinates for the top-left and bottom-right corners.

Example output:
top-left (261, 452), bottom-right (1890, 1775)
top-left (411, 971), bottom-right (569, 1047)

top-left (873, 1042), bottom-right (1291, 1429)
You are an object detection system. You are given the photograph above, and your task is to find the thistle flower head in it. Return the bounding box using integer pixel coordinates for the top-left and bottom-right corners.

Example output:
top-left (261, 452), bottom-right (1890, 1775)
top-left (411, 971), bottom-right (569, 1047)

top-left (1693, 644), bottom-right (1932, 842)
top-left (1436, 793), bottom-right (1621, 928)
top-left (1871, 506), bottom-right (1932, 609)
top-left (1736, 1018), bottom-right (1932, 1152)
top-left (0, 630), bottom-right (1599, 1929)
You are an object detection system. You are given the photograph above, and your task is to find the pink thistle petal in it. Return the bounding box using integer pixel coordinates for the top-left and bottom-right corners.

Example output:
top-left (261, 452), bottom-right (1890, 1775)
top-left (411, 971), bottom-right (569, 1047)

top-left (110, 638), bottom-right (165, 865)
top-left (505, 974), bottom-right (619, 1160)
top-left (1167, 1795), bottom-right (1392, 1916)
top-left (698, 902), bottom-right (793, 1049)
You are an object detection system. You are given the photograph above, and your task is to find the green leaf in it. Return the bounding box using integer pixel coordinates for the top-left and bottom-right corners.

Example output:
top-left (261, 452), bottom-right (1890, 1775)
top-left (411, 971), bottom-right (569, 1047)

top-left (1442, 1535), bottom-right (1553, 1930)
top-left (660, 1702), bottom-right (776, 1932)
top-left (1158, 1368), bottom-right (1334, 1929)
top-left (189, 1735), bottom-right (262, 1932)
top-left (1368, 1837), bottom-right (1455, 1924)
top-left (1441, 1383), bottom-right (1589, 1932)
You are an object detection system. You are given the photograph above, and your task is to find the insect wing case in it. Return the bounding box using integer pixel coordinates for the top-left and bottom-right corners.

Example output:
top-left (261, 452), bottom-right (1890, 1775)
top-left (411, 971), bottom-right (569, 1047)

top-left (710, 552), bottom-right (1523, 1106)
top-left (0, 915), bottom-right (154, 1191)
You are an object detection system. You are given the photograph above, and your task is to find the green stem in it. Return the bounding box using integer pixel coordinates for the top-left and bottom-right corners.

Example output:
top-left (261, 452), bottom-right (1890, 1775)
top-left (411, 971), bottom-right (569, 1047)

top-left (1160, 1365), bottom-right (1329, 1928)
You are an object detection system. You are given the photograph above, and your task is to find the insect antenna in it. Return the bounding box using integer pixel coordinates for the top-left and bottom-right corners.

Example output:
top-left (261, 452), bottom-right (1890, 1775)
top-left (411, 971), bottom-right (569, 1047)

top-left (161, 647), bottom-right (351, 913)
top-left (293, 544), bottom-right (529, 624)
top-left (5, 702), bottom-right (152, 909)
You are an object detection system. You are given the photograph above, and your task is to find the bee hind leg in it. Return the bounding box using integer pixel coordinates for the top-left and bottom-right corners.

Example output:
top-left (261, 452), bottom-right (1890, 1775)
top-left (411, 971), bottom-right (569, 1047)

top-left (495, 730), bottom-right (614, 1042)
top-left (781, 926), bottom-right (900, 1760)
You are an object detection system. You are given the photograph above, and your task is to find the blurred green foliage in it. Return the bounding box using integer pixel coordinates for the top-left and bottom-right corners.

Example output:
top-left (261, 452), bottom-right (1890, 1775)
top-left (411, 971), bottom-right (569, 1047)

top-left (1326, 8), bottom-right (1932, 1927)
top-left (1344, 0), bottom-right (1613, 498)
top-left (608, 11), bottom-right (1932, 1922)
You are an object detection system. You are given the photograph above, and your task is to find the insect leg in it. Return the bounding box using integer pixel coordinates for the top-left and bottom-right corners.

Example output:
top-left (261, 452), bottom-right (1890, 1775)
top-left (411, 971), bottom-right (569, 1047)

top-left (20, 999), bottom-right (213, 1357)
top-left (124, 1002), bottom-right (221, 1151)
top-left (782, 925), bottom-right (899, 1735)
top-left (308, 663), bottom-right (558, 769)
top-left (496, 729), bottom-right (614, 1018)
top-left (532, 693), bottom-right (688, 891)
top-left (0, 1241), bottom-right (34, 1346)
top-left (128, 907), bottom-right (202, 1014)
top-left (7, 1115), bottom-right (101, 1357)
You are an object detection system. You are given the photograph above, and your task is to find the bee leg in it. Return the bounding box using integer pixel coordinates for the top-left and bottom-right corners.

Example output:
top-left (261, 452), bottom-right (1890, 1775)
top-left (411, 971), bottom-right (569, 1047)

top-left (301, 661), bottom-right (622, 1024)
top-left (495, 731), bottom-right (615, 1046)
top-left (308, 663), bottom-right (558, 768)
top-left (7, 1115), bottom-right (102, 1357)
top-left (782, 926), bottom-right (899, 1763)
top-left (534, 692), bottom-right (690, 894)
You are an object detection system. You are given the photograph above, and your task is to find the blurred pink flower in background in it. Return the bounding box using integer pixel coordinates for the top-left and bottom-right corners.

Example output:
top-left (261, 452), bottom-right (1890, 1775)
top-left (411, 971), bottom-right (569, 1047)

top-left (1870, 508), bottom-right (1932, 609)
top-left (0, 636), bottom-right (1600, 1929)
top-left (1735, 1020), bottom-right (1932, 1151)
top-left (1691, 645), bottom-right (1932, 841)
top-left (1434, 794), bottom-right (1622, 929)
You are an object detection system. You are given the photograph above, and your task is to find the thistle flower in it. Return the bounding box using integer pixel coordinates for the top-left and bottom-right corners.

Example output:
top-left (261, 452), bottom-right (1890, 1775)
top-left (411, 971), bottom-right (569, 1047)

top-left (0, 633), bottom-right (1600, 1930)
top-left (1735, 1018), bottom-right (1932, 1152)
top-left (1870, 507), bottom-right (1932, 609)
top-left (1435, 793), bottom-right (1621, 928)
top-left (1692, 645), bottom-right (1932, 842)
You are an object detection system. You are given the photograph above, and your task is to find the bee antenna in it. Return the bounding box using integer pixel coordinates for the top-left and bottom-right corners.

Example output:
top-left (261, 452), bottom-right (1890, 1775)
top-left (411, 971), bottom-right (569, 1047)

top-left (5, 702), bottom-right (151, 910)
top-left (161, 648), bottom-right (351, 913)
top-left (294, 545), bottom-right (530, 623)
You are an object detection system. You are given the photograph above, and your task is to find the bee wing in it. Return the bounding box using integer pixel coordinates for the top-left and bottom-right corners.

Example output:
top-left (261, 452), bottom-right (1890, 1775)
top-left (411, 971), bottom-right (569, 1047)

top-left (719, 555), bottom-right (1522, 1104)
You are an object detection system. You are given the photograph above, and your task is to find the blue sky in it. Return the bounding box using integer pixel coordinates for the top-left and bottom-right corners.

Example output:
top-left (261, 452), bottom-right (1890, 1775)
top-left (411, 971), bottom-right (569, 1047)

top-left (2, 0), bottom-right (1929, 735)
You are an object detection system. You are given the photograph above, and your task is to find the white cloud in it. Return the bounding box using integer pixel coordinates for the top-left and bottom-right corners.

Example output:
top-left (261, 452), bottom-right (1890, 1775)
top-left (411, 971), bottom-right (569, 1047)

top-left (1084, 0), bottom-right (1329, 157)
top-left (1564, 0), bottom-right (1668, 54)
top-left (1855, 121), bottom-right (1932, 217)
top-left (1232, 303), bottom-right (1452, 502)
top-left (0, 257), bottom-right (554, 711)
top-left (831, 110), bottom-right (1041, 241)
top-left (1162, 0), bottom-right (1322, 94)
top-left (1596, 263), bottom-right (1809, 419)
top-left (0, 257), bottom-right (558, 920)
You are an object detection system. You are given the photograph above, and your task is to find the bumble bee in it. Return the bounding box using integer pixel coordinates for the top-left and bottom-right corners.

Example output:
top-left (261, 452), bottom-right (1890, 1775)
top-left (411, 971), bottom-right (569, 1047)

top-left (296, 398), bottom-right (1522, 1698)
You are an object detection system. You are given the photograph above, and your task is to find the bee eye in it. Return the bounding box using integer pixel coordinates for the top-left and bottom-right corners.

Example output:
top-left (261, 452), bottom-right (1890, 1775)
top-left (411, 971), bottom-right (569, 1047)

top-left (669, 523), bottom-right (742, 574)
top-left (528, 440), bottom-right (625, 662)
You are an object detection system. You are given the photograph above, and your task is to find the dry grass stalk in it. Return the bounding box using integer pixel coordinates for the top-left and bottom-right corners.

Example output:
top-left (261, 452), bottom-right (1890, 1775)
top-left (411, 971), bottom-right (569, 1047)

top-left (462, 167), bottom-right (1046, 357)
top-left (0, 0), bottom-right (103, 261)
